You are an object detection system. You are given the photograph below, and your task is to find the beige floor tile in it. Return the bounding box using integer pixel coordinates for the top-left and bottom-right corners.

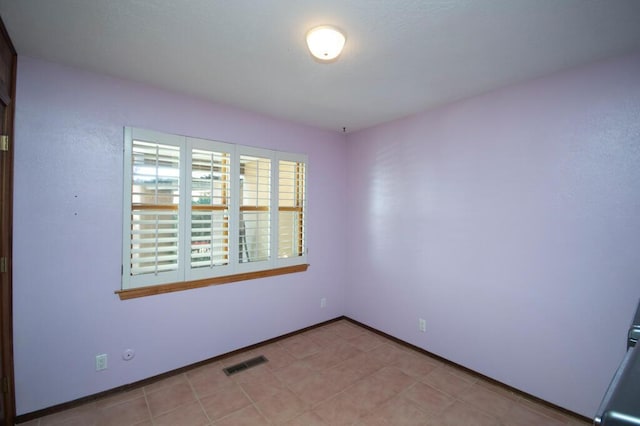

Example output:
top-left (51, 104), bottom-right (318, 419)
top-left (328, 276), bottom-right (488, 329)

top-left (145, 381), bottom-right (196, 418)
top-left (421, 353), bottom-right (446, 369)
top-left (391, 350), bottom-right (439, 379)
top-left (312, 393), bottom-right (369, 425)
top-left (254, 389), bottom-right (309, 424)
top-left (186, 362), bottom-right (233, 398)
top-left (421, 366), bottom-right (475, 397)
top-left (288, 370), bottom-right (343, 405)
top-left (303, 327), bottom-right (341, 347)
top-left (331, 340), bottom-right (364, 360)
top-left (257, 343), bottom-right (297, 371)
top-left (95, 388), bottom-right (144, 410)
top-left (301, 346), bottom-right (344, 372)
top-left (403, 382), bottom-right (455, 414)
top-left (371, 366), bottom-right (416, 394)
top-left (321, 363), bottom-right (364, 392)
top-left (346, 330), bottom-right (386, 352)
top-left (282, 410), bottom-right (329, 425)
top-left (151, 401), bottom-right (209, 426)
top-left (518, 396), bottom-right (576, 423)
top-left (327, 321), bottom-right (367, 339)
top-left (278, 334), bottom-right (322, 359)
top-left (369, 343), bottom-right (410, 365)
top-left (143, 373), bottom-right (188, 395)
top-left (46, 418), bottom-right (89, 426)
top-left (501, 401), bottom-right (567, 426)
top-left (459, 382), bottom-right (515, 419)
top-left (333, 352), bottom-right (386, 380)
top-left (475, 378), bottom-right (520, 401)
top-left (444, 364), bottom-right (480, 382)
top-left (345, 374), bottom-right (399, 411)
top-left (231, 364), bottom-right (286, 402)
top-left (42, 414), bottom-right (96, 426)
top-left (373, 395), bottom-right (431, 426)
top-left (303, 340), bottom-right (363, 371)
top-left (39, 403), bottom-right (98, 426)
top-left (95, 396), bottom-right (150, 426)
top-left (354, 412), bottom-right (391, 425)
top-left (213, 405), bottom-right (268, 426)
top-left (429, 400), bottom-right (500, 426)
top-left (17, 419), bottom-right (40, 426)
top-left (272, 359), bottom-right (315, 385)
top-left (567, 416), bottom-right (592, 425)
top-left (199, 382), bottom-right (252, 421)
top-left (238, 368), bottom-right (288, 402)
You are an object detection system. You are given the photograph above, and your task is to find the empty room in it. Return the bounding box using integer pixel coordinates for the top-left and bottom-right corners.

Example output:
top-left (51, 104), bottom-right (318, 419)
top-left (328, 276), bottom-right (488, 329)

top-left (0, 1), bottom-right (639, 425)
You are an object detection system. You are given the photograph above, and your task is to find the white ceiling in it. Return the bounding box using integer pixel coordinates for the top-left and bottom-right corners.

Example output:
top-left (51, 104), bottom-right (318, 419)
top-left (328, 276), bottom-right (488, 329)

top-left (1, 0), bottom-right (640, 132)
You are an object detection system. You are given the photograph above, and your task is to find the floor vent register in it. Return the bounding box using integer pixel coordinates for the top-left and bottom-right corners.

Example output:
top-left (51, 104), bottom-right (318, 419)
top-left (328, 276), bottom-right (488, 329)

top-left (222, 355), bottom-right (268, 376)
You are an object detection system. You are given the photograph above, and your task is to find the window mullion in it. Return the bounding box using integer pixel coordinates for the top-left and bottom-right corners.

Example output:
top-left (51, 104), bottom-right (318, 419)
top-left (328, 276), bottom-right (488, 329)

top-left (178, 137), bottom-right (188, 282)
top-left (229, 145), bottom-right (240, 272)
top-left (271, 153), bottom-right (279, 269)
top-left (122, 128), bottom-right (134, 285)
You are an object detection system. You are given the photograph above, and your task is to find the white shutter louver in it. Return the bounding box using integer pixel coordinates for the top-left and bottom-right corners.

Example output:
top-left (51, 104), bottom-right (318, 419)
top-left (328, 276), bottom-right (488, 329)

top-left (190, 148), bottom-right (231, 269)
top-left (130, 140), bottom-right (180, 276)
top-left (239, 155), bottom-right (271, 263)
top-left (278, 160), bottom-right (306, 259)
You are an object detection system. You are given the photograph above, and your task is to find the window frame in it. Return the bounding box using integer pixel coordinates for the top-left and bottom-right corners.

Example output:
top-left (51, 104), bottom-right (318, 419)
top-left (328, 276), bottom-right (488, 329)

top-left (276, 153), bottom-right (308, 268)
top-left (122, 127), bottom-right (187, 289)
top-left (185, 136), bottom-right (235, 281)
top-left (120, 127), bottom-right (308, 299)
top-left (235, 145), bottom-right (275, 274)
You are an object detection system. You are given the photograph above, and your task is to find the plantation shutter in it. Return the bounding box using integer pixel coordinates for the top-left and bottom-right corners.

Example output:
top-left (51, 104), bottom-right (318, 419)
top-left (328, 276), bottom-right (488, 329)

top-left (239, 153), bottom-right (271, 264)
top-left (186, 140), bottom-right (233, 280)
top-left (278, 159), bottom-right (306, 259)
top-left (122, 127), bottom-right (308, 292)
top-left (123, 127), bottom-right (186, 289)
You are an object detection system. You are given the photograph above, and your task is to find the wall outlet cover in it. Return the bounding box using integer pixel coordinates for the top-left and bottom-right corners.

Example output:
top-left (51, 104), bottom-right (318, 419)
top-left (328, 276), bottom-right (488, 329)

top-left (96, 354), bottom-right (108, 371)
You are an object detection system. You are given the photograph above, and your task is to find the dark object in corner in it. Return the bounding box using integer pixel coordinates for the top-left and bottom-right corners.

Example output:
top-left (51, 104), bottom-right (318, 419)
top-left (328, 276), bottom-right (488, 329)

top-left (594, 300), bottom-right (640, 425)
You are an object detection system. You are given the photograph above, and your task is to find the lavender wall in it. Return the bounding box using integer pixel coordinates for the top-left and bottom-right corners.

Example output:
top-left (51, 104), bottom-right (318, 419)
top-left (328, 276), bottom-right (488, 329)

top-left (346, 51), bottom-right (640, 417)
top-left (13, 51), bottom-right (640, 418)
top-left (12, 56), bottom-right (348, 414)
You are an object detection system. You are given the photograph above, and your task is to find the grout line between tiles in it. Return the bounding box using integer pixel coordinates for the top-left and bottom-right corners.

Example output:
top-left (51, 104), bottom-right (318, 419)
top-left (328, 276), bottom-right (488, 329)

top-left (236, 373), bottom-right (273, 425)
top-left (185, 373), bottom-right (215, 426)
top-left (141, 385), bottom-right (154, 426)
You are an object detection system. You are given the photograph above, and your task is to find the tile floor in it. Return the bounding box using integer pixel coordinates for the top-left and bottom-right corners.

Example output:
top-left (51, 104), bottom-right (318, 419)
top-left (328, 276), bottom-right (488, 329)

top-left (20, 319), bottom-right (591, 425)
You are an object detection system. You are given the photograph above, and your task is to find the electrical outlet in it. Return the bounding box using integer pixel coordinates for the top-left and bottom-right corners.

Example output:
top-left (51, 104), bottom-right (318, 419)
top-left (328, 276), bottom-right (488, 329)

top-left (320, 297), bottom-right (327, 308)
top-left (418, 318), bottom-right (426, 333)
top-left (96, 354), bottom-right (108, 371)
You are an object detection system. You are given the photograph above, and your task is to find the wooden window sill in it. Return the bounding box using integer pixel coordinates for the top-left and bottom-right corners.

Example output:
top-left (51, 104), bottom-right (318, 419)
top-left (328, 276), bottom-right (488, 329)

top-left (116, 263), bottom-right (309, 300)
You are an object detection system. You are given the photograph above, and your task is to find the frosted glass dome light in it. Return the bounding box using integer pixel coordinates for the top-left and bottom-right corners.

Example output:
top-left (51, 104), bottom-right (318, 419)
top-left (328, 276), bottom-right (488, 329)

top-left (306, 25), bottom-right (346, 62)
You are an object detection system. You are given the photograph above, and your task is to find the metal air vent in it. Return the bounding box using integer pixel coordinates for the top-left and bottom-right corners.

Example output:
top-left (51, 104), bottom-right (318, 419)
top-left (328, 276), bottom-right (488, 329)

top-left (222, 355), bottom-right (268, 376)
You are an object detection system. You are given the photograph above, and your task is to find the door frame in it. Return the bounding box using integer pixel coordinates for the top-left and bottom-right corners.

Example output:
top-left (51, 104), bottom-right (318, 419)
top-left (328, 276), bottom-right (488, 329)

top-left (0, 14), bottom-right (17, 426)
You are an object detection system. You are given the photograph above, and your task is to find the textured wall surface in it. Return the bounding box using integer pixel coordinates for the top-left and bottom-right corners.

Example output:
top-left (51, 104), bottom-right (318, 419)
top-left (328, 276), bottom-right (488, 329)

top-left (12, 56), bottom-right (348, 414)
top-left (345, 51), bottom-right (640, 417)
top-left (12, 51), bottom-right (640, 417)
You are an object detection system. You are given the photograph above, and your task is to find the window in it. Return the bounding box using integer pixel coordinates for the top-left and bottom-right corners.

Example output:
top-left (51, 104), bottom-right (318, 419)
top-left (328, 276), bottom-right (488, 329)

top-left (187, 138), bottom-right (233, 281)
top-left (121, 128), bottom-right (307, 296)
top-left (239, 152), bottom-right (271, 265)
top-left (278, 159), bottom-right (306, 260)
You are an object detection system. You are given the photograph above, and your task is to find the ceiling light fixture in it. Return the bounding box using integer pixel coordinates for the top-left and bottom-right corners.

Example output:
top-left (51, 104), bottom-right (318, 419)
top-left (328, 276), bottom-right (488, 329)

top-left (306, 25), bottom-right (346, 62)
